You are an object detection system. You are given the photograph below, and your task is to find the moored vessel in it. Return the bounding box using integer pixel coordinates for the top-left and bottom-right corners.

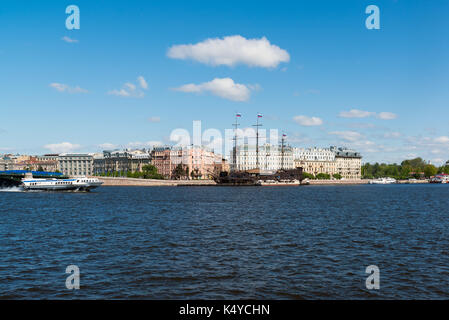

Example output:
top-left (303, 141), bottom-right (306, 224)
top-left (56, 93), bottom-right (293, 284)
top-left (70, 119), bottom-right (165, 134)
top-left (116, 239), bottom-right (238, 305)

top-left (369, 177), bottom-right (397, 184)
top-left (429, 174), bottom-right (449, 184)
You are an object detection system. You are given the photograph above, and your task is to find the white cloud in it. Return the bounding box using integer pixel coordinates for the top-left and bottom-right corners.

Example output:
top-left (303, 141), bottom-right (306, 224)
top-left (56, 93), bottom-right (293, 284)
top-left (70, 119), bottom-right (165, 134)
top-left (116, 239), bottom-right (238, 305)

top-left (148, 116), bottom-right (160, 123)
top-left (329, 131), bottom-right (363, 142)
top-left (339, 109), bottom-right (398, 120)
top-left (137, 76), bottom-right (148, 89)
top-left (108, 76), bottom-right (148, 98)
top-left (339, 109), bottom-right (375, 118)
top-left (293, 115), bottom-right (323, 126)
top-left (167, 35), bottom-right (290, 68)
top-left (377, 112), bottom-right (397, 120)
top-left (127, 141), bottom-right (163, 149)
top-left (384, 132), bottom-right (401, 138)
top-left (49, 83), bottom-right (88, 94)
top-left (435, 136), bottom-right (449, 144)
top-left (44, 142), bottom-right (81, 153)
top-left (99, 143), bottom-right (118, 150)
top-left (432, 158), bottom-right (445, 165)
top-left (173, 78), bottom-right (252, 102)
top-left (62, 36), bottom-right (78, 43)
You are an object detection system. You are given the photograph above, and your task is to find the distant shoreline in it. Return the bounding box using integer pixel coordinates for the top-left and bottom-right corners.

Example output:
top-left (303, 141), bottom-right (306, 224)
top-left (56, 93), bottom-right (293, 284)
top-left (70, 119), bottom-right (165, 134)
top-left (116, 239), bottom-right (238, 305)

top-left (92, 176), bottom-right (429, 187)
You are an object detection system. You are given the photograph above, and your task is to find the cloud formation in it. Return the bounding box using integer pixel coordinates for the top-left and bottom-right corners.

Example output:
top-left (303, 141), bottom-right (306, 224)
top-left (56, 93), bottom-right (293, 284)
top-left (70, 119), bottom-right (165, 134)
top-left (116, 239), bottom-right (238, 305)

top-left (44, 142), bottom-right (81, 153)
top-left (173, 78), bottom-right (252, 102)
top-left (339, 109), bottom-right (375, 118)
top-left (137, 76), bottom-right (148, 89)
top-left (62, 36), bottom-right (78, 43)
top-left (98, 143), bottom-right (118, 150)
top-left (127, 141), bottom-right (163, 149)
top-left (167, 35), bottom-right (290, 68)
top-left (108, 76), bottom-right (148, 98)
top-left (434, 136), bottom-right (449, 144)
top-left (377, 112), bottom-right (397, 120)
top-left (339, 109), bottom-right (397, 120)
top-left (293, 115), bottom-right (323, 126)
top-left (329, 131), bottom-right (363, 142)
top-left (49, 83), bottom-right (88, 94)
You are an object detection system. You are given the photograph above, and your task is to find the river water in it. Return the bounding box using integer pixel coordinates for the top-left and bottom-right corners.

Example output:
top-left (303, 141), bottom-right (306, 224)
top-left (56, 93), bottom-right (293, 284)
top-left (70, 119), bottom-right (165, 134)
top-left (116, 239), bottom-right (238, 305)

top-left (0, 184), bottom-right (448, 299)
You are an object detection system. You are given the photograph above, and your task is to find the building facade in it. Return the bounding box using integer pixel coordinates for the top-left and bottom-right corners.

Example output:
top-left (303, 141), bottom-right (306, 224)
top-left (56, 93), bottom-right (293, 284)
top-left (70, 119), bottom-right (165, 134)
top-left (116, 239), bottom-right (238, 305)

top-left (332, 147), bottom-right (362, 179)
top-left (0, 154), bottom-right (58, 172)
top-left (293, 147), bottom-right (336, 176)
top-left (231, 144), bottom-right (294, 172)
top-left (58, 153), bottom-right (94, 177)
top-left (93, 150), bottom-right (151, 175)
top-left (150, 145), bottom-right (224, 179)
top-left (293, 146), bottom-right (362, 179)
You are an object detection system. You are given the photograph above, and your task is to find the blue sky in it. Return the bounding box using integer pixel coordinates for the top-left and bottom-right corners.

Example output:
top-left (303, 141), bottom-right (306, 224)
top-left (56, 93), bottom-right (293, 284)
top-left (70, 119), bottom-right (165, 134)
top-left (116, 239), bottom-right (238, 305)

top-left (0, 0), bottom-right (448, 164)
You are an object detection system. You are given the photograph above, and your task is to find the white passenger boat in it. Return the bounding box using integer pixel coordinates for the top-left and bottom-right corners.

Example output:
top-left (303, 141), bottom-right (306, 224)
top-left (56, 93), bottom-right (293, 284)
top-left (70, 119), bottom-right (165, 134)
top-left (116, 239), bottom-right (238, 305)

top-left (369, 177), bottom-right (397, 184)
top-left (21, 176), bottom-right (103, 191)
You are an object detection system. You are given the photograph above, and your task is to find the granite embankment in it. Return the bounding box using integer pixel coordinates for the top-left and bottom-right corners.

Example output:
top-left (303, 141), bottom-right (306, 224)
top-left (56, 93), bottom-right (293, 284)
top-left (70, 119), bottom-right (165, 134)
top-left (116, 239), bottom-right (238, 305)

top-left (308, 179), bottom-right (429, 185)
top-left (307, 179), bottom-right (369, 185)
top-left (93, 176), bottom-right (217, 186)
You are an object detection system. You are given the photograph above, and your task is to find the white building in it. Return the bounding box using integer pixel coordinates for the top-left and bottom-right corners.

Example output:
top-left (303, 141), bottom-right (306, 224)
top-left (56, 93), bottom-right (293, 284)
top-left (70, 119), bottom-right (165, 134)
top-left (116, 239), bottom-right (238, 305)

top-left (58, 153), bottom-right (95, 177)
top-left (231, 144), bottom-right (294, 171)
top-left (293, 147), bottom-right (335, 162)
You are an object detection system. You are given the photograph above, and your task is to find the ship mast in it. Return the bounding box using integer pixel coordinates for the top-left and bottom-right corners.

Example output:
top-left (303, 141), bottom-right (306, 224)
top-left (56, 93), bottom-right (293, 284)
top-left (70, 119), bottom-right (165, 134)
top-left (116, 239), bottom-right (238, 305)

top-left (253, 114), bottom-right (263, 169)
top-left (232, 113), bottom-right (241, 171)
top-left (281, 133), bottom-right (286, 170)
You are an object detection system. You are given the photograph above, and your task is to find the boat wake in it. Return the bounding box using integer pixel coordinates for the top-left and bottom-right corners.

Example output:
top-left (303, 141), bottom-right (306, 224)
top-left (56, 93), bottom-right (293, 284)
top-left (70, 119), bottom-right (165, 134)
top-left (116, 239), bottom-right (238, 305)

top-left (0, 186), bottom-right (25, 192)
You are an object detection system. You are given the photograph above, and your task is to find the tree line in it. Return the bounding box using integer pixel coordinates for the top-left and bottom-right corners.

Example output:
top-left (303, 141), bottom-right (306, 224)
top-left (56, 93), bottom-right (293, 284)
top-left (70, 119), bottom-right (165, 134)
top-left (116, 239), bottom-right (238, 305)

top-left (95, 165), bottom-right (164, 179)
top-left (362, 157), bottom-right (449, 179)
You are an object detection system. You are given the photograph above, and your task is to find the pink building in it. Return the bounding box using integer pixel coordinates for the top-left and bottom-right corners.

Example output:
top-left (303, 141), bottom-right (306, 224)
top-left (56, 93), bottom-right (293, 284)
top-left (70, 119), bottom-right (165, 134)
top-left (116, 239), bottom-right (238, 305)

top-left (151, 146), bottom-right (227, 179)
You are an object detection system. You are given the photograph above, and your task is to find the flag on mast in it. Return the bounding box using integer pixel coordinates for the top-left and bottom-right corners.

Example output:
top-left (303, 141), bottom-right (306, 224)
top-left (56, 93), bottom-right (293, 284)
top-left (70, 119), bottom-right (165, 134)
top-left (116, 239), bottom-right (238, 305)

top-left (257, 113), bottom-right (263, 118)
top-left (236, 113), bottom-right (242, 117)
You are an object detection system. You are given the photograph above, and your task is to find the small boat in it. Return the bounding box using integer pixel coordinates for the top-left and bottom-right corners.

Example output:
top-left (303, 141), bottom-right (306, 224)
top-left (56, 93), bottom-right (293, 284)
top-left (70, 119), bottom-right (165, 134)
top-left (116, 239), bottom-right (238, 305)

top-left (21, 176), bottom-right (103, 191)
top-left (369, 177), bottom-right (397, 184)
top-left (430, 174), bottom-right (449, 184)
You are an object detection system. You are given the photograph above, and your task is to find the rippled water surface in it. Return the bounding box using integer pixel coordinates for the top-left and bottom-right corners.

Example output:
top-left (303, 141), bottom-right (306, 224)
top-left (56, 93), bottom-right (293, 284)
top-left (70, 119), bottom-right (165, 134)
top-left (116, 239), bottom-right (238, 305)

top-left (1, 184), bottom-right (449, 299)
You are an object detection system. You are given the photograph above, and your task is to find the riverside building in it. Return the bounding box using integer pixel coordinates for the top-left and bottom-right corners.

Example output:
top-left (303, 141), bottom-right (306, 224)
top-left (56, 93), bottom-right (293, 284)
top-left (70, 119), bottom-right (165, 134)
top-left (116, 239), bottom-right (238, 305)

top-left (332, 147), bottom-right (362, 179)
top-left (93, 150), bottom-right (151, 175)
top-left (231, 143), bottom-right (294, 172)
top-left (58, 153), bottom-right (95, 177)
top-left (150, 145), bottom-right (225, 179)
top-left (293, 146), bottom-right (362, 179)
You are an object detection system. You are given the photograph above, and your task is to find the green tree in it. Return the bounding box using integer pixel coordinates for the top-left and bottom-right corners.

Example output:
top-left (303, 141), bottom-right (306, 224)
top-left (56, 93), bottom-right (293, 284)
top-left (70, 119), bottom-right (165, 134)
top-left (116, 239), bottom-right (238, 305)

top-left (424, 164), bottom-right (438, 178)
top-left (332, 173), bottom-right (342, 180)
top-left (316, 173), bottom-right (331, 180)
top-left (302, 172), bottom-right (315, 180)
top-left (173, 164), bottom-right (185, 180)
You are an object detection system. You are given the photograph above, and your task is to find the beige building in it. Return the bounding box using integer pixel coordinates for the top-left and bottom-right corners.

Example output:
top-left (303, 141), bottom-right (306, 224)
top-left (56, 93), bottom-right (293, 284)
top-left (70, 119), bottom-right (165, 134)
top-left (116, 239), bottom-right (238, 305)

top-left (58, 153), bottom-right (94, 177)
top-left (333, 148), bottom-right (362, 179)
top-left (294, 147), bottom-right (336, 176)
top-left (93, 150), bottom-right (151, 175)
top-left (295, 159), bottom-right (337, 176)
top-left (293, 146), bottom-right (362, 179)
